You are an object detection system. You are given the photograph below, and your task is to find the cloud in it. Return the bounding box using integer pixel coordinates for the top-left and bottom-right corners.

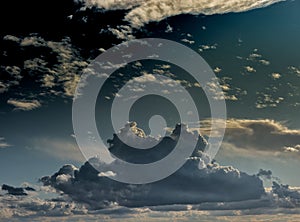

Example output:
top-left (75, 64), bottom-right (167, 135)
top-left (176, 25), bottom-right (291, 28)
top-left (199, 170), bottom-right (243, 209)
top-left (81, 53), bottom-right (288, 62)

top-left (0, 194), bottom-right (88, 219)
top-left (40, 122), bottom-right (265, 209)
top-left (289, 66), bottom-right (300, 77)
top-left (205, 77), bottom-right (245, 101)
top-left (271, 72), bottom-right (281, 79)
top-left (2, 123), bottom-right (300, 220)
top-left (244, 66), bottom-right (256, 73)
top-left (83, 0), bottom-right (284, 39)
top-left (30, 138), bottom-right (85, 162)
top-left (255, 93), bottom-right (284, 109)
top-left (200, 119), bottom-right (300, 155)
top-left (2, 184), bottom-right (35, 196)
top-left (7, 99), bottom-right (41, 111)
top-left (2, 34), bottom-right (88, 102)
top-left (0, 137), bottom-right (11, 148)
top-left (125, 0), bottom-right (283, 28)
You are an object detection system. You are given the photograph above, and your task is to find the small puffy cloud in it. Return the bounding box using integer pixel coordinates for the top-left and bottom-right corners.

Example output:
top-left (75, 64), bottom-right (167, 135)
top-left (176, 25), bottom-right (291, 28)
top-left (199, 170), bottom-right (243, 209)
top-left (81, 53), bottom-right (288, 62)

top-left (244, 66), bottom-right (256, 73)
top-left (271, 72), bottom-right (281, 79)
top-left (259, 59), bottom-right (270, 65)
top-left (2, 34), bottom-right (88, 101)
top-left (7, 99), bottom-right (41, 111)
top-left (214, 67), bottom-right (222, 73)
top-left (289, 66), bottom-right (300, 77)
top-left (199, 44), bottom-right (217, 52)
top-left (205, 77), bottom-right (245, 101)
top-left (181, 38), bottom-right (195, 44)
top-left (255, 93), bottom-right (284, 109)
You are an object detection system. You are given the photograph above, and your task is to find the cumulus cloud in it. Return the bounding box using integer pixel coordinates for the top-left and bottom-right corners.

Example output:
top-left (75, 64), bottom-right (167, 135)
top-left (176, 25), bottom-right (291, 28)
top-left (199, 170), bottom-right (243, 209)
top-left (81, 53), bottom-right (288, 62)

top-left (2, 123), bottom-right (300, 220)
top-left (39, 122), bottom-right (265, 209)
top-left (7, 99), bottom-right (41, 111)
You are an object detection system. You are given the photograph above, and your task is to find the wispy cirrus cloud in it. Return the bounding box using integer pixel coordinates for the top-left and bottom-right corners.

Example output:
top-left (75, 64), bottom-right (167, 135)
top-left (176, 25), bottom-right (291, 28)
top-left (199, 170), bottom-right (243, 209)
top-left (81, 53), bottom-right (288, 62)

top-left (0, 137), bottom-right (11, 148)
top-left (7, 99), bottom-right (41, 111)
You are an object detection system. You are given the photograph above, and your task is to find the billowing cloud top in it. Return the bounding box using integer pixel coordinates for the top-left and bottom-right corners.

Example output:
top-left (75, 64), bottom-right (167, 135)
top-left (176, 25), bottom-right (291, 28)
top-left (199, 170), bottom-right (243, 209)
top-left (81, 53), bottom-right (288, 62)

top-left (40, 122), bottom-right (265, 209)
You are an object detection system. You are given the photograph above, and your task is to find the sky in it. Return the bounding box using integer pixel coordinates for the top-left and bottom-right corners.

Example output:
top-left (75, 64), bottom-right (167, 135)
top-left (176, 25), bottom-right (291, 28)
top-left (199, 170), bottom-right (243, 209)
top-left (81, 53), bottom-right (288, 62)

top-left (1, 0), bottom-right (300, 220)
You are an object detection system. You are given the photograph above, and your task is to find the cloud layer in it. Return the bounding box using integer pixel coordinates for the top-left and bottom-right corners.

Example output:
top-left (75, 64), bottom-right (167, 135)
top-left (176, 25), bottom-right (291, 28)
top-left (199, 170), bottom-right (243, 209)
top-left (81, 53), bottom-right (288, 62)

top-left (2, 123), bottom-right (300, 220)
top-left (200, 119), bottom-right (300, 155)
top-left (84, 0), bottom-right (284, 38)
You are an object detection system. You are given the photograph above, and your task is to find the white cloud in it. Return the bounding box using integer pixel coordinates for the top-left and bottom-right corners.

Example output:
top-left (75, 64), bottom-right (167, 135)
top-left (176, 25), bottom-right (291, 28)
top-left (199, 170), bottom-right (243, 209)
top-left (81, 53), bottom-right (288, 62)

top-left (289, 66), bottom-right (300, 77)
top-left (244, 66), bottom-right (256, 73)
top-left (83, 0), bottom-right (284, 39)
top-left (284, 145), bottom-right (300, 153)
top-left (7, 99), bottom-right (41, 111)
top-left (271, 72), bottom-right (281, 79)
top-left (98, 171), bottom-right (116, 177)
top-left (123, 0), bottom-right (284, 29)
top-left (255, 93), bottom-right (284, 108)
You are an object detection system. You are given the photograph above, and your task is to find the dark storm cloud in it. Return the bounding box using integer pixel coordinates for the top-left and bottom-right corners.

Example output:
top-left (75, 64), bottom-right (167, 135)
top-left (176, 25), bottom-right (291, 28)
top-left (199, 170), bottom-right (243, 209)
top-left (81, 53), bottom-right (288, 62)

top-left (2, 124), bottom-right (300, 219)
top-left (40, 123), bottom-right (265, 209)
top-left (1, 184), bottom-right (35, 196)
top-left (257, 169), bottom-right (281, 183)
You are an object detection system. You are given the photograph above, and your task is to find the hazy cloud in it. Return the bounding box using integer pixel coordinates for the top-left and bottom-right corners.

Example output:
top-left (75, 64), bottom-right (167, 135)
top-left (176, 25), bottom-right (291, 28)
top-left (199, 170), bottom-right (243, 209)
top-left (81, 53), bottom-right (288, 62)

top-left (30, 138), bottom-right (85, 162)
top-left (0, 137), bottom-right (11, 148)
